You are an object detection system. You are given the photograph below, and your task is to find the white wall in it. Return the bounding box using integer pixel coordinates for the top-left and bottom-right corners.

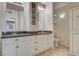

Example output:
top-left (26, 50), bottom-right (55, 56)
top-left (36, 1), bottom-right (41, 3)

top-left (54, 7), bottom-right (70, 47)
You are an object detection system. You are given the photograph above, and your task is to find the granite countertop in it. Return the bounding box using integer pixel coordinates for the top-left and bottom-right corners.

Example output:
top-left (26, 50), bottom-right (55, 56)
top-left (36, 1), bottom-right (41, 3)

top-left (1, 31), bottom-right (52, 38)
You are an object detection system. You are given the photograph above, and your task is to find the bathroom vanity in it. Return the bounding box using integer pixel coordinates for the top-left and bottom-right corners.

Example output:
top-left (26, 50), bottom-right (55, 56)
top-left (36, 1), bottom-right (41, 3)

top-left (0, 2), bottom-right (53, 56)
top-left (1, 31), bottom-right (54, 56)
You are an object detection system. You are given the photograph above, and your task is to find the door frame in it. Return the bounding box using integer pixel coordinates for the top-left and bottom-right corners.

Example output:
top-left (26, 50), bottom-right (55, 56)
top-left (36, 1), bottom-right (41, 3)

top-left (69, 8), bottom-right (73, 55)
top-left (69, 6), bottom-right (79, 55)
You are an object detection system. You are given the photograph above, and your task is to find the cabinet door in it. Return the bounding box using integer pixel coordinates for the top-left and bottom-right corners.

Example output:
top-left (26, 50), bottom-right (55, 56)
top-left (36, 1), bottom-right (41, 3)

top-left (3, 44), bottom-right (16, 56)
top-left (36, 35), bottom-right (47, 53)
top-left (16, 37), bottom-right (33, 56)
top-left (44, 13), bottom-right (53, 31)
top-left (46, 35), bottom-right (52, 49)
top-left (16, 41), bottom-right (27, 56)
top-left (24, 3), bottom-right (31, 31)
top-left (19, 11), bottom-right (25, 31)
top-left (44, 3), bottom-right (53, 31)
top-left (38, 11), bottom-right (45, 31)
top-left (2, 38), bottom-right (16, 56)
top-left (16, 37), bottom-right (27, 56)
top-left (27, 36), bottom-right (36, 56)
top-left (40, 35), bottom-right (52, 51)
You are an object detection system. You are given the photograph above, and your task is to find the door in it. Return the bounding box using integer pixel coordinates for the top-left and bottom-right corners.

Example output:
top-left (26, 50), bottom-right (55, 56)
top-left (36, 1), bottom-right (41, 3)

top-left (72, 34), bottom-right (79, 55)
top-left (72, 7), bottom-right (79, 55)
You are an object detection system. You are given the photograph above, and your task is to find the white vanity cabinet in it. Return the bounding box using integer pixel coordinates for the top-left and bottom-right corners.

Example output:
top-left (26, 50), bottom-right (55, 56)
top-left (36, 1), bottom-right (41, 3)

top-left (37, 34), bottom-right (52, 51)
top-left (23, 3), bottom-right (31, 31)
top-left (37, 3), bottom-right (53, 31)
top-left (28, 2), bottom-right (53, 31)
top-left (31, 35), bottom-right (44, 55)
top-left (45, 34), bottom-right (52, 49)
top-left (2, 37), bottom-right (28, 56)
top-left (31, 34), bottom-right (53, 55)
top-left (2, 38), bottom-right (16, 56)
top-left (16, 41), bottom-right (27, 56)
top-left (38, 11), bottom-right (45, 31)
top-left (44, 3), bottom-right (53, 31)
top-left (2, 36), bottom-right (36, 56)
top-left (2, 34), bottom-right (53, 56)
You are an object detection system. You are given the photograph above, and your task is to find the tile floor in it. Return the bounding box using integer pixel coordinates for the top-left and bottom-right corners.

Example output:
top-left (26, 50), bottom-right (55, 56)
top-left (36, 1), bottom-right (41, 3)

top-left (38, 45), bottom-right (70, 56)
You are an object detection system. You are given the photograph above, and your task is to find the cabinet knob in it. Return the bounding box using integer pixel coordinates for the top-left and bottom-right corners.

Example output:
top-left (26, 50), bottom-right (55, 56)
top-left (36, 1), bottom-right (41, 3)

top-left (15, 39), bottom-right (19, 41)
top-left (35, 48), bottom-right (38, 50)
top-left (16, 46), bottom-right (19, 48)
top-left (35, 36), bottom-right (37, 38)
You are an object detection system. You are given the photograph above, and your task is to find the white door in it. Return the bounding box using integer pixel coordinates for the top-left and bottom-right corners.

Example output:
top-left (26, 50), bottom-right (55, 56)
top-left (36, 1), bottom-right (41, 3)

top-left (72, 7), bottom-right (79, 55)
top-left (4, 44), bottom-right (16, 56)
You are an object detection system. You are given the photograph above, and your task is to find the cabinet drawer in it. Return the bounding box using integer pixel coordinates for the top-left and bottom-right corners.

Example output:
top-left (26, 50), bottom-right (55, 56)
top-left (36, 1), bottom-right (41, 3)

top-left (2, 38), bottom-right (15, 45)
top-left (2, 37), bottom-right (26, 45)
top-left (32, 45), bottom-right (46, 56)
top-left (15, 37), bottom-right (26, 43)
top-left (32, 46), bottom-right (41, 55)
top-left (37, 35), bottom-right (44, 39)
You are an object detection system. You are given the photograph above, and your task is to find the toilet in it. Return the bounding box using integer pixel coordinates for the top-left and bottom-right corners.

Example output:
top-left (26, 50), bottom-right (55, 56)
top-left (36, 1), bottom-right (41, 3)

top-left (54, 38), bottom-right (60, 47)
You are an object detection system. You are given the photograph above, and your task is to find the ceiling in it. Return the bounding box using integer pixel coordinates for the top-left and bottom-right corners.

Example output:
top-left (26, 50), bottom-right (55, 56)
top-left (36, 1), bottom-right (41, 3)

top-left (53, 2), bottom-right (71, 9)
top-left (53, 2), bottom-right (79, 9)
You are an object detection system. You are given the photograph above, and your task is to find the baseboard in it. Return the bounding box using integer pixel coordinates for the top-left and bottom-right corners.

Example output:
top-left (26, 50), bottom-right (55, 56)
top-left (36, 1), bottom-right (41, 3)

top-left (59, 43), bottom-right (69, 49)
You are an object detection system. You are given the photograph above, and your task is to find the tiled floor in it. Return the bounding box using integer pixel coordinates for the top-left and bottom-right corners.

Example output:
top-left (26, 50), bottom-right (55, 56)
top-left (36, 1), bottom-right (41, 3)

top-left (39, 45), bottom-right (70, 56)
